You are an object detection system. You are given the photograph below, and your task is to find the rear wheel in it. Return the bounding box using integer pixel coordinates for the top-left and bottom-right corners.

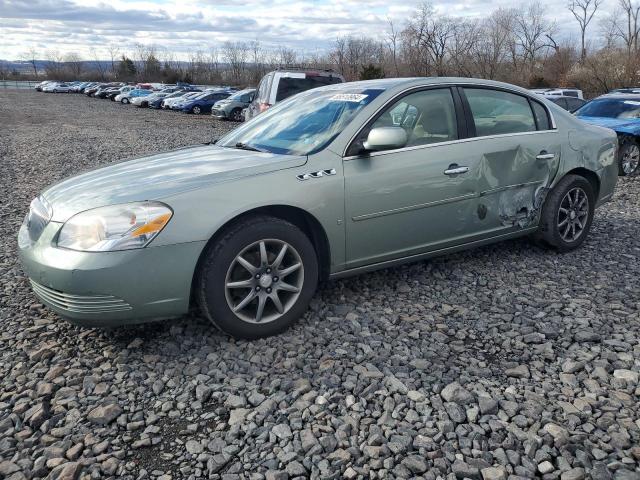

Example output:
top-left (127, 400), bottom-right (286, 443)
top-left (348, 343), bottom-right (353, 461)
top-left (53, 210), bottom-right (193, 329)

top-left (197, 215), bottom-right (318, 339)
top-left (192, 105), bottom-right (201, 115)
top-left (534, 174), bottom-right (595, 252)
top-left (618, 136), bottom-right (640, 176)
top-left (121, 98), bottom-right (129, 104)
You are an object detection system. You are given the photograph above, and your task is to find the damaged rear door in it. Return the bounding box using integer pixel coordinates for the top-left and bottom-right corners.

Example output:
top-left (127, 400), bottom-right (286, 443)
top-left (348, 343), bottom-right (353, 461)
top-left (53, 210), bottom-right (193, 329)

top-left (460, 87), bottom-right (561, 232)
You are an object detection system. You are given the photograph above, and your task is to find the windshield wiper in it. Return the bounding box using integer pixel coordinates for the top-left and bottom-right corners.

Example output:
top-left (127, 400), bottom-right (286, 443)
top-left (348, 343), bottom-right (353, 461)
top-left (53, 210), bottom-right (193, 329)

top-left (234, 142), bottom-right (264, 152)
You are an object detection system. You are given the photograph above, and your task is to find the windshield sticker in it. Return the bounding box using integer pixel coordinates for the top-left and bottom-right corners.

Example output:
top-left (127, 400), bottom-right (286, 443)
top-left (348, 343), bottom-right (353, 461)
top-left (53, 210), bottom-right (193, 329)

top-left (623, 100), bottom-right (640, 106)
top-left (329, 93), bottom-right (368, 102)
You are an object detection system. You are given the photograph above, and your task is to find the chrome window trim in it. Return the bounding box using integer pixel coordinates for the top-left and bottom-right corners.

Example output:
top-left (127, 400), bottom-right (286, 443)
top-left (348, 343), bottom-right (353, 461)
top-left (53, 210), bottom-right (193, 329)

top-left (342, 81), bottom-right (558, 159)
top-left (343, 129), bottom-right (560, 161)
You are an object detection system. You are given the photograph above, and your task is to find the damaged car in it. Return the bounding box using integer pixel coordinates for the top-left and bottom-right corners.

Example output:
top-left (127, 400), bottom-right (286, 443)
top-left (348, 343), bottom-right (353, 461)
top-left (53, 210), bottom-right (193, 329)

top-left (18, 78), bottom-right (618, 339)
top-left (574, 93), bottom-right (640, 175)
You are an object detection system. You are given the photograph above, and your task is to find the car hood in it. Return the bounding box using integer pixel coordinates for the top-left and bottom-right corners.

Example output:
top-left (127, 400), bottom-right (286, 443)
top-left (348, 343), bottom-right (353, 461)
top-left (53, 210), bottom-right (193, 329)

top-left (577, 115), bottom-right (640, 135)
top-left (43, 145), bottom-right (307, 222)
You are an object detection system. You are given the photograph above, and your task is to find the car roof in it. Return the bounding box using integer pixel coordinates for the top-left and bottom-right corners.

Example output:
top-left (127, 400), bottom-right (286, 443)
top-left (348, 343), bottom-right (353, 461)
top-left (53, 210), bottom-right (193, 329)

top-left (312, 77), bottom-right (540, 96)
top-left (598, 93), bottom-right (640, 100)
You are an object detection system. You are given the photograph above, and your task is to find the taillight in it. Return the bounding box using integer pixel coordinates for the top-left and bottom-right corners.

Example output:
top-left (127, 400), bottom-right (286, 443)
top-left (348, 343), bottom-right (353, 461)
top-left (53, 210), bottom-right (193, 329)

top-left (259, 103), bottom-right (271, 112)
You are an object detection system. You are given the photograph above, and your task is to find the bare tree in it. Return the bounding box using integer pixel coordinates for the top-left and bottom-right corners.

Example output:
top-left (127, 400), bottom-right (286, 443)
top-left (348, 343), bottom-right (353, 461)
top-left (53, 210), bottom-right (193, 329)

top-left (223, 41), bottom-right (249, 85)
top-left (64, 52), bottom-right (83, 78)
top-left (385, 18), bottom-right (400, 76)
top-left (568, 0), bottom-right (603, 61)
top-left (513, 2), bottom-right (557, 82)
top-left (107, 44), bottom-right (120, 78)
top-left (23, 47), bottom-right (39, 77)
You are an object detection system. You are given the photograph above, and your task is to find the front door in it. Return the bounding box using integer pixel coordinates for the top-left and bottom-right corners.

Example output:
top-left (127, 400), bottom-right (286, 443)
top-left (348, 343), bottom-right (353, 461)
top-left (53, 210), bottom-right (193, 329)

top-left (343, 87), bottom-right (483, 269)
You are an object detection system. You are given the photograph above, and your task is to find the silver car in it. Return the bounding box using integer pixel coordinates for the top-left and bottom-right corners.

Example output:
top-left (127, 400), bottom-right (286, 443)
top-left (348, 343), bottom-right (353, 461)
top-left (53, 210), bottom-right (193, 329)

top-left (19, 77), bottom-right (618, 339)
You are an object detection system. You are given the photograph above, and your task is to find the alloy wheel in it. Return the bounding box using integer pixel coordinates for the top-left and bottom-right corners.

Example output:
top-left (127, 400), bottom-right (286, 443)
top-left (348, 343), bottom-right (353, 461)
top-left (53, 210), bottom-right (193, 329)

top-left (557, 187), bottom-right (589, 242)
top-left (232, 109), bottom-right (243, 121)
top-left (193, 106), bottom-right (201, 114)
top-left (224, 239), bottom-right (304, 324)
top-left (621, 143), bottom-right (640, 175)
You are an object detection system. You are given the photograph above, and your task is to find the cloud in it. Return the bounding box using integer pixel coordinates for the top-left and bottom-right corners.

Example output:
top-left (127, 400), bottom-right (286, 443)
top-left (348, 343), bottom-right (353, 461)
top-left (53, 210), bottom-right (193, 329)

top-left (0, 0), bottom-right (614, 60)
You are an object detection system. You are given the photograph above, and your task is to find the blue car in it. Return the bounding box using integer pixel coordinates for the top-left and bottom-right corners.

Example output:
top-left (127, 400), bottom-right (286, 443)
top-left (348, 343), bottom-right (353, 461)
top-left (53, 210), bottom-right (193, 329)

top-left (176, 90), bottom-right (232, 114)
top-left (575, 94), bottom-right (640, 175)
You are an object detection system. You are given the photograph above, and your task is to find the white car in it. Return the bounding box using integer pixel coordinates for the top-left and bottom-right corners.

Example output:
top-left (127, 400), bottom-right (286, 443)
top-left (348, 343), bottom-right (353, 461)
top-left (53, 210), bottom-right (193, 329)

top-left (530, 88), bottom-right (584, 100)
top-left (162, 92), bottom-right (201, 109)
top-left (43, 82), bottom-right (73, 93)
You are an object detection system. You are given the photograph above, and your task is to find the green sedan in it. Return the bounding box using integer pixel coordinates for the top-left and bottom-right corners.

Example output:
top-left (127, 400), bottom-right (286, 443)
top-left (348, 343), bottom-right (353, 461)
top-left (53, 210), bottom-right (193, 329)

top-left (18, 78), bottom-right (619, 339)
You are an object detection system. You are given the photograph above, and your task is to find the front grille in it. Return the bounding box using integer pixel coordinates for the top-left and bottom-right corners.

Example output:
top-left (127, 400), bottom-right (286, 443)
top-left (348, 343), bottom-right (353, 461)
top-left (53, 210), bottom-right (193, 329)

top-left (30, 280), bottom-right (132, 314)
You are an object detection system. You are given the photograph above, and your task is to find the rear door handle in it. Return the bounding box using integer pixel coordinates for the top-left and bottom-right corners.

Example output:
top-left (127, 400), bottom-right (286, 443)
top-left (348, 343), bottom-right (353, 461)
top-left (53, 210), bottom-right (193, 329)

top-left (444, 164), bottom-right (469, 175)
top-left (536, 151), bottom-right (556, 160)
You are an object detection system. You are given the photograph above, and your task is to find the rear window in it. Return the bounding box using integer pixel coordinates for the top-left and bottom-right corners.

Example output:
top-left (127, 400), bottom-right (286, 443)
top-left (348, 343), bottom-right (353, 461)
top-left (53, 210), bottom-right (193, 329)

top-left (275, 75), bottom-right (343, 102)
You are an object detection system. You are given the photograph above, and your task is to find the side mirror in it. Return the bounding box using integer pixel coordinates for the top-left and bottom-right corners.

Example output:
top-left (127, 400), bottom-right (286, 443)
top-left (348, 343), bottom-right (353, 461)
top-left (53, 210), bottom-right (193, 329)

top-left (363, 127), bottom-right (407, 152)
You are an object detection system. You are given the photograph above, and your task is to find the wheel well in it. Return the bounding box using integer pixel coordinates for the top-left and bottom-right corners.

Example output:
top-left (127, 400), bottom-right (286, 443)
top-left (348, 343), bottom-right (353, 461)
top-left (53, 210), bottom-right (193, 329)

top-left (565, 167), bottom-right (600, 199)
top-left (190, 205), bottom-right (331, 306)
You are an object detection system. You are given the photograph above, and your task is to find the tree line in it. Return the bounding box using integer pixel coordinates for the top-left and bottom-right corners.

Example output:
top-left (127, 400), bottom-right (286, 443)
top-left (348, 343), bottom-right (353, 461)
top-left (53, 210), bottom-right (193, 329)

top-left (5, 0), bottom-right (640, 97)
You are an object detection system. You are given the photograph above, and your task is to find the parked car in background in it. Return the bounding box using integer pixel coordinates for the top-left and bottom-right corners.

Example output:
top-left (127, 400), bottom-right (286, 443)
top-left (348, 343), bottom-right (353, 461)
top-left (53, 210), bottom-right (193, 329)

top-left (245, 69), bottom-right (344, 120)
top-left (162, 91), bottom-right (202, 109)
top-left (84, 84), bottom-right (102, 96)
top-left (35, 81), bottom-right (54, 91)
top-left (43, 82), bottom-right (73, 93)
top-left (531, 88), bottom-right (584, 99)
top-left (545, 95), bottom-right (587, 113)
top-left (575, 93), bottom-right (640, 175)
top-left (150, 90), bottom-right (200, 109)
top-left (115, 89), bottom-right (152, 104)
top-left (18, 78), bottom-right (618, 339)
top-left (132, 91), bottom-right (173, 108)
top-left (96, 86), bottom-right (121, 99)
top-left (175, 90), bottom-right (232, 114)
top-left (212, 88), bottom-right (256, 121)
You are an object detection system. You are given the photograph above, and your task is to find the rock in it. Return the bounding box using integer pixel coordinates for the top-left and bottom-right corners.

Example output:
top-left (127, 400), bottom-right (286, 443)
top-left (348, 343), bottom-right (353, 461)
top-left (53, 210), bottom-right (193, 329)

top-left (561, 468), bottom-right (585, 480)
top-left (228, 408), bottom-right (249, 425)
top-left (481, 466), bottom-right (507, 480)
top-left (185, 440), bottom-right (203, 454)
top-left (265, 471), bottom-right (288, 480)
top-left (440, 382), bottom-right (474, 404)
top-left (562, 360), bottom-right (585, 374)
top-left (285, 461), bottom-right (306, 476)
top-left (505, 365), bottom-right (530, 379)
top-left (538, 461), bottom-right (555, 474)
top-left (272, 423), bottom-right (293, 440)
top-left (87, 404), bottom-right (123, 425)
top-left (0, 462), bottom-right (20, 476)
top-left (613, 369), bottom-right (638, 383)
top-left (479, 396), bottom-right (499, 415)
top-left (402, 455), bottom-right (428, 474)
top-left (452, 460), bottom-right (481, 480)
top-left (49, 462), bottom-right (82, 480)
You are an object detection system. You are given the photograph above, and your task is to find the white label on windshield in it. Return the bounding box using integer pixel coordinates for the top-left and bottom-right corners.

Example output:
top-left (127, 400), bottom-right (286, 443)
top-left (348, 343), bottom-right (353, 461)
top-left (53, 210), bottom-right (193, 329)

top-left (329, 93), bottom-right (368, 102)
top-left (623, 100), bottom-right (640, 105)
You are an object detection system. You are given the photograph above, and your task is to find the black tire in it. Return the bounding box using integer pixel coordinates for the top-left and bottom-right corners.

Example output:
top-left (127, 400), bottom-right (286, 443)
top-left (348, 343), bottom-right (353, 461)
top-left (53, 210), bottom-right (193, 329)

top-left (230, 108), bottom-right (243, 122)
top-left (191, 105), bottom-right (201, 115)
top-left (121, 98), bottom-right (129, 104)
top-left (618, 136), bottom-right (640, 176)
top-left (534, 174), bottom-right (595, 252)
top-left (196, 215), bottom-right (319, 339)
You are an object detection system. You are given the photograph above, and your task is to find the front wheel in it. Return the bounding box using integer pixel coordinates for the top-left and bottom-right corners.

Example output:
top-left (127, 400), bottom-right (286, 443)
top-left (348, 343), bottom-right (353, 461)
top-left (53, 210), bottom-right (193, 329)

top-left (230, 108), bottom-right (243, 122)
top-left (618, 137), bottom-right (639, 176)
top-left (191, 105), bottom-right (201, 115)
top-left (121, 98), bottom-right (129, 104)
top-left (197, 216), bottom-right (318, 339)
top-left (534, 174), bottom-right (595, 252)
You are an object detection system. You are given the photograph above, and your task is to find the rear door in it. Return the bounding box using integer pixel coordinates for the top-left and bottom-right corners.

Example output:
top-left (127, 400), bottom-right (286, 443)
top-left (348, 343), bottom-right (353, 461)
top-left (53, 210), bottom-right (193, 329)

top-left (459, 86), bottom-right (561, 232)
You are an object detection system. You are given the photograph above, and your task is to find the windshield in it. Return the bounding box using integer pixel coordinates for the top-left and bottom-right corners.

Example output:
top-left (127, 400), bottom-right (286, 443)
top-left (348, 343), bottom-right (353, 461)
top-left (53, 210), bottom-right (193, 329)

top-left (218, 88), bottom-right (384, 155)
top-left (576, 98), bottom-right (640, 119)
top-left (228, 90), bottom-right (252, 101)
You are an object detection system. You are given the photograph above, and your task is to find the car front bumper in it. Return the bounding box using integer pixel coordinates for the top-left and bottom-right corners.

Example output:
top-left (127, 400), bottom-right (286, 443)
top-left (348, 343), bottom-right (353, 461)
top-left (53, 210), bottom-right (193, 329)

top-left (18, 222), bottom-right (205, 327)
top-left (211, 109), bottom-right (227, 119)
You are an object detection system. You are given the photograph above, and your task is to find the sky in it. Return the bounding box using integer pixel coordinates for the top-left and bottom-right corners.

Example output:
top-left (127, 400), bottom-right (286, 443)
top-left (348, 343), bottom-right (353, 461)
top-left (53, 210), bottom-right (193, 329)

top-left (0, 0), bottom-right (615, 61)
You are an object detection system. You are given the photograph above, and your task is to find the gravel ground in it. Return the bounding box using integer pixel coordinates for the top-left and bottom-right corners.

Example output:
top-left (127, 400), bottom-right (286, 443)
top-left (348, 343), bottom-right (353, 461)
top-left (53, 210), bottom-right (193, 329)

top-left (1, 89), bottom-right (639, 480)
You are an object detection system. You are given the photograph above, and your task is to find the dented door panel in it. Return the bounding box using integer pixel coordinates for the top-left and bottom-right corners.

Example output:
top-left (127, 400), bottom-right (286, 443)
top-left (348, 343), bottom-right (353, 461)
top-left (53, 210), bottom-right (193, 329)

top-left (471, 132), bottom-right (562, 232)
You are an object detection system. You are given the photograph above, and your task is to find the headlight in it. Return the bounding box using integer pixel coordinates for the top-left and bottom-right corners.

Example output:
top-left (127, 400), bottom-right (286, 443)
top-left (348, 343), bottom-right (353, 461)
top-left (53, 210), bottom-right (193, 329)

top-left (57, 202), bottom-right (172, 252)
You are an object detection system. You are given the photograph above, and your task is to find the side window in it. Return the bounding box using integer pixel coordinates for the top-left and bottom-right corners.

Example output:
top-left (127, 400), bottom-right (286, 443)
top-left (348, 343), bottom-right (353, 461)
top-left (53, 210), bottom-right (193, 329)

top-left (365, 88), bottom-right (458, 151)
top-left (257, 76), bottom-right (269, 102)
top-left (567, 98), bottom-right (585, 112)
top-left (531, 100), bottom-right (551, 130)
top-left (464, 88), bottom-right (536, 137)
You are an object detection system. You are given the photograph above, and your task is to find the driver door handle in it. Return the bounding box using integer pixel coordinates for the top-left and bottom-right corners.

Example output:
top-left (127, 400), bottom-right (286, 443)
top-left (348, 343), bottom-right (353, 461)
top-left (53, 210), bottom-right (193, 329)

top-left (536, 151), bottom-right (556, 160)
top-left (444, 164), bottom-right (469, 175)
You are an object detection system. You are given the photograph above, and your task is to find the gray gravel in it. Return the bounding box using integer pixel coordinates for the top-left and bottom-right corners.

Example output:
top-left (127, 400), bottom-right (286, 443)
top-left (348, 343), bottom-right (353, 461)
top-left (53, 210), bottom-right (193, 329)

top-left (1, 89), bottom-right (639, 480)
